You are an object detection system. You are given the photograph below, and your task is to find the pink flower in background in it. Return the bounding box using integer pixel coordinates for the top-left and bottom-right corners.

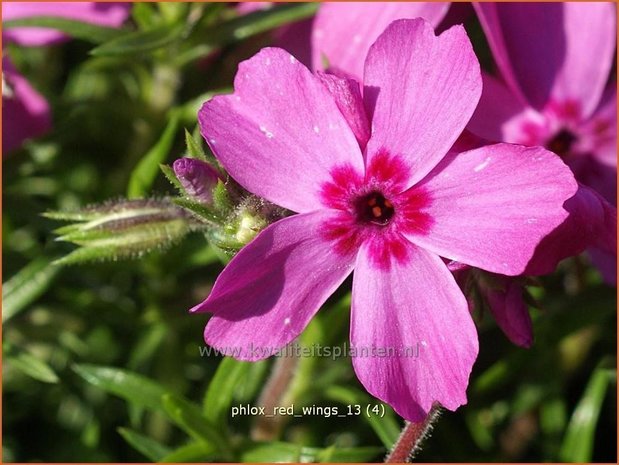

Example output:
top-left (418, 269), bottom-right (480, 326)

top-left (2, 2), bottom-right (131, 153)
top-left (192, 19), bottom-right (577, 420)
top-left (468, 2), bottom-right (617, 283)
top-left (311, 2), bottom-right (450, 79)
top-left (2, 57), bottom-right (51, 153)
top-left (2, 2), bottom-right (131, 46)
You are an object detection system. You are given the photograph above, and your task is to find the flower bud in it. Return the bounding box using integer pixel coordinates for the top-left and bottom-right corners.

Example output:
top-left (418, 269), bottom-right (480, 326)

top-left (46, 198), bottom-right (199, 265)
top-left (234, 211), bottom-right (267, 244)
top-left (173, 157), bottom-right (221, 204)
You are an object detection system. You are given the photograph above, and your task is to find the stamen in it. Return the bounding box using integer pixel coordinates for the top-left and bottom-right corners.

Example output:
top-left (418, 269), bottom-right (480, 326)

top-left (355, 191), bottom-right (395, 226)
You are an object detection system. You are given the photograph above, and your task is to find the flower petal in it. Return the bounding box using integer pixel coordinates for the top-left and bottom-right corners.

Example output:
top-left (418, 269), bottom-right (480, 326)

top-left (404, 144), bottom-right (577, 275)
top-left (474, 3), bottom-right (616, 118)
top-left (199, 48), bottom-right (363, 213)
top-left (312, 2), bottom-right (449, 80)
top-left (481, 276), bottom-right (533, 348)
top-left (578, 86), bottom-right (617, 169)
top-left (364, 19), bottom-right (482, 189)
top-left (193, 210), bottom-right (356, 361)
top-left (316, 72), bottom-right (370, 149)
top-left (2, 57), bottom-right (51, 154)
top-left (525, 184), bottom-right (616, 275)
top-left (3, 2), bottom-right (130, 46)
top-left (351, 240), bottom-right (478, 421)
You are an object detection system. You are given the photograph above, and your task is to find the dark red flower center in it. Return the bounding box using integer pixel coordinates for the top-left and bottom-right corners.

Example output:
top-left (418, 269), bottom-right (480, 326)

top-left (546, 129), bottom-right (577, 158)
top-left (355, 191), bottom-right (395, 225)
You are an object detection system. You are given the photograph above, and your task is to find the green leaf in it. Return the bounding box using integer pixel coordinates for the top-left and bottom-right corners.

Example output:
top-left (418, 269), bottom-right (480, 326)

top-left (203, 3), bottom-right (318, 46)
top-left (173, 197), bottom-right (221, 224)
top-left (3, 258), bottom-right (60, 323)
top-left (560, 365), bottom-right (616, 462)
top-left (128, 112), bottom-right (180, 198)
top-left (117, 427), bottom-right (171, 461)
top-left (203, 357), bottom-right (251, 425)
top-left (317, 446), bottom-right (383, 462)
top-left (211, 180), bottom-right (232, 214)
top-left (240, 442), bottom-right (303, 462)
top-left (159, 164), bottom-right (184, 192)
top-left (161, 394), bottom-right (233, 460)
top-left (72, 364), bottom-right (169, 411)
top-left (3, 16), bottom-right (125, 43)
top-left (240, 441), bottom-right (382, 463)
top-left (7, 350), bottom-right (59, 384)
top-left (324, 386), bottom-right (400, 448)
top-left (91, 24), bottom-right (185, 56)
top-left (159, 441), bottom-right (217, 463)
top-left (184, 128), bottom-right (207, 161)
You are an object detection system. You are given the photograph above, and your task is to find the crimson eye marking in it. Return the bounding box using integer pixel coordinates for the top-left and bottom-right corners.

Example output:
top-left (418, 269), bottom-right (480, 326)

top-left (356, 191), bottom-right (395, 225)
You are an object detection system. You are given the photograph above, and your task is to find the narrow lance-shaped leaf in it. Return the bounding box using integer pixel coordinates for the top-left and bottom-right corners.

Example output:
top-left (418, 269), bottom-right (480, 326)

top-left (161, 394), bottom-right (233, 461)
top-left (3, 16), bottom-right (126, 43)
top-left (560, 365), bottom-right (616, 462)
top-left (6, 349), bottom-right (59, 384)
top-left (91, 23), bottom-right (185, 56)
top-left (3, 257), bottom-right (60, 323)
top-left (203, 357), bottom-right (251, 426)
top-left (117, 427), bottom-right (171, 462)
top-left (128, 112), bottom-right (180, 198)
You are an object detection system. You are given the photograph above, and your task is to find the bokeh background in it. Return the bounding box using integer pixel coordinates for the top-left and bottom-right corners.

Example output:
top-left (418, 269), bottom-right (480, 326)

top-left (3, 2), bottom-right (617, 462)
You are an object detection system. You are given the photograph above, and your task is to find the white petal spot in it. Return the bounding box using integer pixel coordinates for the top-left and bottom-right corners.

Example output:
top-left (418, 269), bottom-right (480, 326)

top-left (473, 157), bottom-right (492, 172)
top-left (289, 55), bottom-right (297, 64)
top-left (420, 340), bottom-right (428, 347)
top-left (209, 138), bottom-right (216, 145)
top-left (259, 125), bottom-right (274, 139)
top-left (284, 317), bottom-right (291, 326)
top-left (313, 125), bottom-right (320, 134)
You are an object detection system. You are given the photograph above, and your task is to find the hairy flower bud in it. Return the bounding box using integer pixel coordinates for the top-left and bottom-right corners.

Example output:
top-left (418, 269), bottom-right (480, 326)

top-left (46, 198), bottom-right (200, 265)
top-left (173, 157), bottom-right (221, 204)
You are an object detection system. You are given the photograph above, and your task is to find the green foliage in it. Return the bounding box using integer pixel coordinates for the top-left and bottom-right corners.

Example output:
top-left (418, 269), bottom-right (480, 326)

top-left (3, 16), bottom-right (126, 43)
top-left (560, 364), bottom-right (616, 462)
top-left (3, 2), bottom-right (616, 463)
top-left (3, 257), bottom-right (60, 323)
top-left (128, 113), bottom-right (181, 199)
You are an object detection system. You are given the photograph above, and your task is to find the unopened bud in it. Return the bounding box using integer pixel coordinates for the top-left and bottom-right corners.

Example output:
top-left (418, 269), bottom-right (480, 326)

top-left (46, 198), bottom-right (199, 265)
top-left (235, 212), bottom-right (267, 244)
top-left (173, 157), bottom-right (221, 204)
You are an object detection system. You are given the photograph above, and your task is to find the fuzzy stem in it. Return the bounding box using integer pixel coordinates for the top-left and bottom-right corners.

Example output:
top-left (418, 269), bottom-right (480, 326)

top-left (250, 342), bottom-right (299, 441)
top-left (385, 405), bottom-right (441, 463)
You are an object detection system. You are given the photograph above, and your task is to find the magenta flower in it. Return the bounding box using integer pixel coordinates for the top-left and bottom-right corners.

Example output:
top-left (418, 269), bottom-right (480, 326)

top-left (2, 57), bottom-right (51, 154)
top-left (192, 19), bottom-right (577, 420)
top-left (468, 2), bottom-right (617, 282)
top-left (2, 2), bottom-right (131, 46)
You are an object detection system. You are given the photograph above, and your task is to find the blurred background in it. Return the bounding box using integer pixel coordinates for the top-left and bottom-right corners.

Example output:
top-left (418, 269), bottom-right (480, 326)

top-left (2, 2), bottom-right (617, 462)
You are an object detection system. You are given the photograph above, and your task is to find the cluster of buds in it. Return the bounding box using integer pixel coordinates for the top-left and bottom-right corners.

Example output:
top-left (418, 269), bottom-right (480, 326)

top-left (48, 130), bottom-right (287, 265)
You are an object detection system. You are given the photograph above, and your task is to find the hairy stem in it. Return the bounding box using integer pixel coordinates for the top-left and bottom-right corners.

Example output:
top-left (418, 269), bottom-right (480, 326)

top-left (385, 405), bottom-right (441, 463)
